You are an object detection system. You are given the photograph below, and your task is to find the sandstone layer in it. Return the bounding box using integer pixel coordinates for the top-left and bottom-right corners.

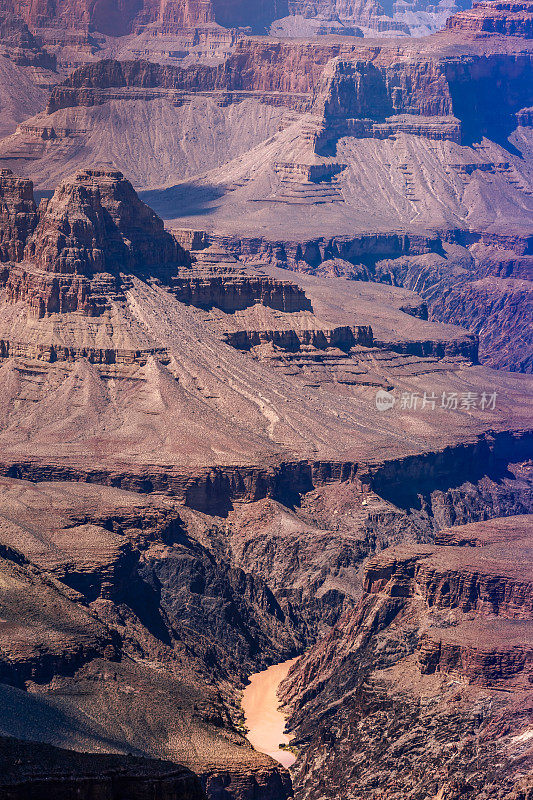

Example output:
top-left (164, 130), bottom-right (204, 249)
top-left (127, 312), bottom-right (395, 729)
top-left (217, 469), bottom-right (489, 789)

top-left (10, 15), bottom-right (529, 370)
top-left (281, 514), bottom-right (533, 800)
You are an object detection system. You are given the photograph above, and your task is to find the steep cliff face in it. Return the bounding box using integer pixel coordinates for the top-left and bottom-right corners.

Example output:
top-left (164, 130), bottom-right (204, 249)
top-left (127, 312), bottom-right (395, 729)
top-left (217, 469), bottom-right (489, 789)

top-left (429, 276), bottom-right (533, 372)
top-left (25, 167), bottom-right (183, 275)
top-left (170, 273), bottom-right (313, 312)
top-left (0, 169), bottom-right (38, 262)
top-left (281, 515), bottom-right (533, 800)
top-left (0, 736), bottom-right (207, 800)
top-left (1, 167), bottom-right (189, 316)
top-left (0, 478), bottom-right (295, 800)
top-left (0, 13), bottom-right (56, 68)
top-left (46, 40), bottom-right (363, 113)
top-left (446, 0), bottom-right (533, 37)
top-left (311, 48), bottom-right (533, 150)
top-left (372, 238), bottom-right (533, 372)
top-left (45, 36), bottom-right (533, 148)
top-left (0, 468), bottom-right (530, 797)
top-left (0, 0), bottom-right (288, 35)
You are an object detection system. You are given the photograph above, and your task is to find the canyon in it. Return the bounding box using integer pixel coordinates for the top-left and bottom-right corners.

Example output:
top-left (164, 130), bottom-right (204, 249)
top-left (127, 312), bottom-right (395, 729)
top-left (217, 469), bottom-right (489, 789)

top-left (280, 514), bottom-right (533, 799)
top-left (1, 4), bottom-right (530, 370)
top-left (0, 0), bottom-right (530, 799)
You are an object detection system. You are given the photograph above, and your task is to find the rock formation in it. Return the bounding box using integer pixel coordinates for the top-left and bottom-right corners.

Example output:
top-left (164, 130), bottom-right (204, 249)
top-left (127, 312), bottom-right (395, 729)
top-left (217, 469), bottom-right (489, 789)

top-left (281, 515), bottom-right (533, 800)
top-left (23, 12), bottom-right (529, 370)
top-left (0, 0), bottom-right (290, 36)
top-left (0, 164), bottom-right (529, 800)
top-left (446, 0), bottom-right (533, 37)
top-left (0, 168), bottom-right (38, 262)
top-left (0, 736), bottom-right (207, 800)
top-left (1, 166), bottom-right (189, 316)
top-left (0, 4), bottom-right (530, 797)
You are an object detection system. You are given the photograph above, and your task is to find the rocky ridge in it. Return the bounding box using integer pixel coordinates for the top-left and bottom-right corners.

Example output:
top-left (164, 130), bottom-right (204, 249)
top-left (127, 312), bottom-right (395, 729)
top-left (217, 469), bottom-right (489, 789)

top-left (1, 166), bottom-right (189, 316)
top-left (0, 167), bottom-right (530, 478)
top-left (281, 514), bottom-right (533, 800)
top-left (447, 0), bottom-right (533, 36)
top-left (0, 477), bottom-right (295, 799)
top-left (0, 0), bottom-right (471, 47)
top-left (0, 735), bottom-right (206, 800)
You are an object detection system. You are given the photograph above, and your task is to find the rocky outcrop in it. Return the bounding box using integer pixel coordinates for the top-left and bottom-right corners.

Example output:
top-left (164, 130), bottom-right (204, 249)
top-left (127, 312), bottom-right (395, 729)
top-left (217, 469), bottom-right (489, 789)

top-left (372, 238), bottom-right (533, 372)
top-left (446, 0), bottom-right (533, 37)
top-left (170, 273), bottom-right (313, 312)
top-left (363, 540), bottom-right (533, 619)
top-left (430, 276), bottom-right (533, 372)
top-left (0, 167), bottom-right (319, 319)
top-left (0, 13), bottom-right (56, 68)
top-left (281, 514), bottom-right (533, 800)
top-left (417, 628), bottom-right (533, 684)
top-left (0, 169), bottom-right (38, 263)
top-left (1, 168), bottom-right (189, 316)
top-left (208, 230), bottom-right (440, 268)
top-left (46, 38), bottom-right (533, 150)
top-left (45, 42), bottom-right (363, 113)
top-left (25, 168), bottom-right (184, 275)
top-left (0, 0), bottom-right (288, 35)
top-left (224, 324), bottom-right (373, 351)
top-left (0, 544), bottom-right (118, 688)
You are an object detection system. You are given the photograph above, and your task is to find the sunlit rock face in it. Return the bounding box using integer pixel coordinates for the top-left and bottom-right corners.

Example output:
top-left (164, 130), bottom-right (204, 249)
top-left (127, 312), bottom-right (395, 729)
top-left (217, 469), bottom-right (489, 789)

top-left (0, 167), bottom-right (189, 317)
top-left (446, 0), bottom-right (533, 37)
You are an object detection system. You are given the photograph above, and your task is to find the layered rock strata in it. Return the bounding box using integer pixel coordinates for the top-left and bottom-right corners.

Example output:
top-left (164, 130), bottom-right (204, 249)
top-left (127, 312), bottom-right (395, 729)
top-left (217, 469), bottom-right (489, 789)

top-left (446, 0), bottom-right (533, 37)
top-left (0, 169), bottom-right (530, 489)
top-left (1, 166), bottom-right (189, 316)
top-left (0, 13), bottom-right (56, 68)
top-left (0, 478), bottom-right (295, 799)
top-left (0, 168), bottom-right (38, 261)
top-left (0, 0), bottom-right (290, 36)
top-left (44, 34), bottom-right (533, 151)
top-left (0, 166), bottom-right (529, 800)
top-left (281, 515), bottom-right (533, 800)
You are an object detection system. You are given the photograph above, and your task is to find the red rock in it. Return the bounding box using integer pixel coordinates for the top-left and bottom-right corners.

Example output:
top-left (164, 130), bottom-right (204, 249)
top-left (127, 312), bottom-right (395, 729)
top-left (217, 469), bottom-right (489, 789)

top-left (25, 167), bottom-right (184, 275)
top-left (281, 516), bottom-right (533, 798)
top-left (0, 168), bottom-right (38, 263)
top-left (446, 0), bottom-right (533, 37)
top-left (0, 0), bottom-right (289, 36)
top-left (2, 167), bottom-right (189, 316)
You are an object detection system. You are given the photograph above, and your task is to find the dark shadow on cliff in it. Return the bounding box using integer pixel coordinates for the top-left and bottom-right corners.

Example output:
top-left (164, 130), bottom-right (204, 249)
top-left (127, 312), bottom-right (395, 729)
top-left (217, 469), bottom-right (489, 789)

top-left (0, 682), bottom-right (144, 755)
top-left (373, 434), bottom-right (533, 512)
top-left (447, 68), bottom-right (532, 154)
top-left (140, 183), bottom-right (226, 221)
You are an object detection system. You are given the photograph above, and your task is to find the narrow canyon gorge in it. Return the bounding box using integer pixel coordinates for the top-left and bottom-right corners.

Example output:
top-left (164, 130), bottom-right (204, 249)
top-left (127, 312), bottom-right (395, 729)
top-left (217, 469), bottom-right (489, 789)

top-left (0, 0), bottom-right (530, 798)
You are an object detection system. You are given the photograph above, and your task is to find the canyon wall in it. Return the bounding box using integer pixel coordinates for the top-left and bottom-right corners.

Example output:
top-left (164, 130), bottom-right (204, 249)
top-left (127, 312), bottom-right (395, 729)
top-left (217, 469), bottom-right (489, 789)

top-left (447, 0), bottom-right (533, 37)
top-left (281, 514), bottom-right (533, 800)
top-left (0, 0), bottom-right (289, 35)
top-left (0, 736), bottom-right (207, 800)
top-left (45, 39), bottom-right (533, 150)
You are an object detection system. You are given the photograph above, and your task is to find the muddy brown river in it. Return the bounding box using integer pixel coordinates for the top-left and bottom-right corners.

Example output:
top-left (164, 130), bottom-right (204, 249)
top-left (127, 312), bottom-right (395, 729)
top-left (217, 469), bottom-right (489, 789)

top-left (241, 657), bottom-right (299, 769)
